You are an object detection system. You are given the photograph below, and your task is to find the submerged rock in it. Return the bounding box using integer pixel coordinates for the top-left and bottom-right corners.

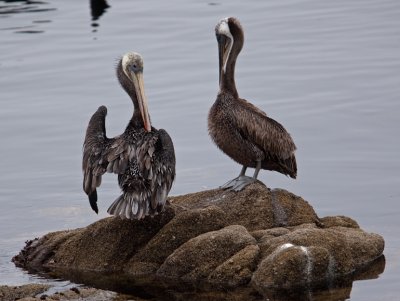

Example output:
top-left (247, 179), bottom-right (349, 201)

top-left (13, 182), bottom-right (384, 298)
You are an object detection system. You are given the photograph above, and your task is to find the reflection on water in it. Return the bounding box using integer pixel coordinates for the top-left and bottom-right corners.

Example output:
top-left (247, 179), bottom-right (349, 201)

top-left (0, 0), bottom-right (55, 15)
top-left (36, 256), bottom-right (385, 301)
top-left (90, 0), bottom-right (109, 31)
top-left (0, 0), bottom-right (55, 33)
top-left (90, 0), bottom-right (109, 21)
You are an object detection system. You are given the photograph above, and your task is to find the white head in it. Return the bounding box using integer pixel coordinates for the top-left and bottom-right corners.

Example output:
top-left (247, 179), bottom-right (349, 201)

top-left (122, 52), bottom-right (143, 79)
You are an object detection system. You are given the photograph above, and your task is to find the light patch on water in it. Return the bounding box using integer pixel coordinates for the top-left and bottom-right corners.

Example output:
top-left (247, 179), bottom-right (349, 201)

top-left (35, 206), bottom-right (102, 218)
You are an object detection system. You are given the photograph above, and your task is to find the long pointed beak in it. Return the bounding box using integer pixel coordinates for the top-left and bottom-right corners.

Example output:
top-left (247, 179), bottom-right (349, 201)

top-left (132, 71), bottom-right (151, 132)
top-left (218, 35), bottom-right (231, 80)
top-left (218, 39), bottom-right (224, 84)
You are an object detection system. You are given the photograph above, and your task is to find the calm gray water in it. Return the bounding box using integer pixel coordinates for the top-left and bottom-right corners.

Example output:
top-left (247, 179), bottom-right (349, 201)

top-left (0, 0), bottom-right (399, 300)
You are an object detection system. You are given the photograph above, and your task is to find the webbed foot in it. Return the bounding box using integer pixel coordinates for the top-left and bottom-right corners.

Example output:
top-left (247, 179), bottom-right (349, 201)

top-left (221, 175), bottom-right (256, 191)
top-left (220, 176), bottom-right (241, 189)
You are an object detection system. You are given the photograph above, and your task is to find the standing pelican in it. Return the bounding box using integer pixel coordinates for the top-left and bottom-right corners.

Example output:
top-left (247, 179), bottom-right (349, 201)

top-left (82, 52), bottom-right (175, 220)
top-left (208, 17), bottom-right (297, 191)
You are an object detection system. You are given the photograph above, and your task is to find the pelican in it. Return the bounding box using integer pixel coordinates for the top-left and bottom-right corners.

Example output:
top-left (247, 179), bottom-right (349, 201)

top-left (82, 52), bottom-right (176, 220)
top-left (208, 17), bottom-right (297, 191)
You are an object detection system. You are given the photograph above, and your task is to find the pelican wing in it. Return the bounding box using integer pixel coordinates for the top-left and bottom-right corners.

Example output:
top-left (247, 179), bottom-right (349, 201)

top-left (150, 129), bottom-right (176, 211)
top-left (110, 128), bottom-right (175, 218)
top-left (82, 106), bottom-right (131, 212)
top-left (232, 98), bottom-right (297, 159)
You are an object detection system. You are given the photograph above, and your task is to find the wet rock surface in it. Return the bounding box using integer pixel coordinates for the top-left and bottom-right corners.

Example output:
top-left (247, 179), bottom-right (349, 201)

top-left (0, 284), bottom-right (50, 301)
top-left (13, 182), bottom-right (385, 299)
top-left (0, 285), bottom-right (130, 301)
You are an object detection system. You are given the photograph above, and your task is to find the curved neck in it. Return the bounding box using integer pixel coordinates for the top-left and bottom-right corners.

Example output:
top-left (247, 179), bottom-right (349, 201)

top-left (116, 61), bottom-right (145, 128)
top-left (219, 57), bottom-right (238, 98)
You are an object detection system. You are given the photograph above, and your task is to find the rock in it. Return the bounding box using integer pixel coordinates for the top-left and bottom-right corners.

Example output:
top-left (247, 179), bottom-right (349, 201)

top-left (251, 227), bottom-right (291, 242)
top-left (0, 284), bottom-right (50, 301)
top-left (13, 230), bottom-right (78, 271)
top-left (208, 244), bottom-right (260, 288)
top-left (319, 216), bottom-right (359, 228)
top-left (252, 227), bottom-right (385, 291)
top-left (12, 182), bottom-right (385, 297)
top-left (14, 206), bottom-right (175, 273)
top-left (157, 225), bottom-right (256, 282)
top-left (37, 287), bottom-right (117, 301)
top-left (0, 285), bottom-right (120, 301)
top-left (252, 243), bottom-right (332, 290)
top-left (171, 185), bottom-right (319, 231)
top-left (327, 227), bottom-right (384, 267)
top-left (128, 205), bottom-right (227, 274)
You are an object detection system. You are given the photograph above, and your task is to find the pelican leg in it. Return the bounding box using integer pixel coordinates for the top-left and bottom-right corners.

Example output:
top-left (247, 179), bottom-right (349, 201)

top-left (230, 160), bottom-right (261, 191)
top-left (252, 160), bottom-right (261, 179)
top-left (220, 166), bottom-right (247, 189)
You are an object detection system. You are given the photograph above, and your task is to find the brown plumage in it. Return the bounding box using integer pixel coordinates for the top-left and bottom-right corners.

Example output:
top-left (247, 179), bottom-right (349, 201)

top-left (82, 52), bottom-right (175, 219)
top-left (208, 17), bottom-right (297, 191)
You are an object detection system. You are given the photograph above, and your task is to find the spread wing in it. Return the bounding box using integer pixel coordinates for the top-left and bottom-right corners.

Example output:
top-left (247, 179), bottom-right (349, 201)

top-left (82, 106), bottom-right (132, 213)
top-left (232, 98), bottom-right (297, 160)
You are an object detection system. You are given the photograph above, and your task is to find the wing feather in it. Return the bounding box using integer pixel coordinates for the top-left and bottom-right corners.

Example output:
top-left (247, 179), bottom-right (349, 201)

top-left (82, 106), bottom-right (131, 212)
top-left (149, 129), bottom-right (176, 211)
top-left (232, 98), bottom-right (296, 159)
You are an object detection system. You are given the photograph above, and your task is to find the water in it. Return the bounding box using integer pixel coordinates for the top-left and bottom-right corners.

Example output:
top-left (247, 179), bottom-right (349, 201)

top-left (0, 0), bottom-right (399, 299)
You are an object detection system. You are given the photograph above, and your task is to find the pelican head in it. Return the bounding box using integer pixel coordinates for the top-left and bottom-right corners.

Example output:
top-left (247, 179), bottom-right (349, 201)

top-left (121, 52), bottom-right (151, 132)
top-left (215, 17), bottom-right (244, 76)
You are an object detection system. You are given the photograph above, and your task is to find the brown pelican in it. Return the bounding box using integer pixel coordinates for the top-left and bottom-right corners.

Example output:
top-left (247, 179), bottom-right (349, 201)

top-left (82, 52), bottom-right (175, 219)
top-left (208, 17), bottom-right (297, 191)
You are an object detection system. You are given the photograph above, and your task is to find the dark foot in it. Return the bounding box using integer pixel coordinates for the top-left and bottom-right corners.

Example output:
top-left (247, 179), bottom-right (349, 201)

top-left (221, 175), bottom-right (256, 191)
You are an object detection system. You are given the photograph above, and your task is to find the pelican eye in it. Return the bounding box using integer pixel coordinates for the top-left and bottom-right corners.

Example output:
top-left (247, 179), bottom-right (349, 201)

top-left (130, 64), bottom-right (139, 72)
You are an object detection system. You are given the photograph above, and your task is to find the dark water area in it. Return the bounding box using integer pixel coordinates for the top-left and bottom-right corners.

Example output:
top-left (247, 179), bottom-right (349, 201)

top-left (0, 0), bottom-right (399, 300)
